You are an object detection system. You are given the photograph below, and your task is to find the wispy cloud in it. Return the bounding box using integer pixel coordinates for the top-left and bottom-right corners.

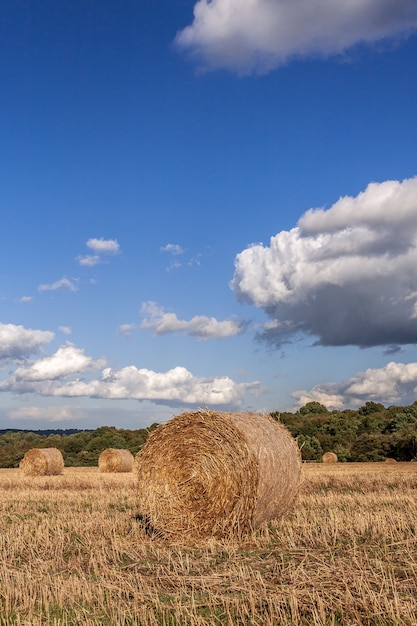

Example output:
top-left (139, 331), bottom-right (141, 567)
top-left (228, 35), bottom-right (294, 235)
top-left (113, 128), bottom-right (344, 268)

top-left (38, 277), bottom-right (78, 292)
top-left (117, 323), bottom-right (138, 338)
top-left (160, 243), bottom-right (185, 256)
top-left (231, 176), bottom-right (417, 348)
top-left (140, 301), bottom-right (246, 340)
top-left (176, 0), bottom-right (417, 75)
top-left (8, 405), bottom-right (84, 423)
top-left (78, 254), bottom-right (101, 267)
top-left (18, 296), bottom-right (33, 303)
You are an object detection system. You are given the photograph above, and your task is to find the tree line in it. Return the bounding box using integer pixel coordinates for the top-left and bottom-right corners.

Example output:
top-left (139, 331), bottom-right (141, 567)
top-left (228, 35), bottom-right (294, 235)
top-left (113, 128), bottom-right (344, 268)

top-left (1, 400), bottom-right (416, 468)
top-left (273, 400), bottom-right (417, 462)
top-left (0, 424), bottom-right (158, 468)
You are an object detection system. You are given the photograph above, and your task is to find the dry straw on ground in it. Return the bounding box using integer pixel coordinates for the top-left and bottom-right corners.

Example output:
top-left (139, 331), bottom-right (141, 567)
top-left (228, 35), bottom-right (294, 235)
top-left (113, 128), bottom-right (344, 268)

top-left (322, 451), bottom-right (338, 464)
top-left (135, 410), bottom-right (301, 540)
top-left (99, 448), bottom-right (134, 473)
top-left (19, 447), bottom-right (64, 476)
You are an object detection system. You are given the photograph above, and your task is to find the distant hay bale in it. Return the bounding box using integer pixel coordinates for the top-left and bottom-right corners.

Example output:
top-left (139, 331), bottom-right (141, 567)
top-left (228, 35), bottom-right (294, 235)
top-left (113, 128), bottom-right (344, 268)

top-left (99, 448), bottom-right (134, 473)
top-left (135, 410), bottom-right (301, 540)
top-left (322, 451), bottom-right (338, 464)
top-left (20, 448), bottom-right (64, 476)
top-left (385, 458), bottom-right (397, 464)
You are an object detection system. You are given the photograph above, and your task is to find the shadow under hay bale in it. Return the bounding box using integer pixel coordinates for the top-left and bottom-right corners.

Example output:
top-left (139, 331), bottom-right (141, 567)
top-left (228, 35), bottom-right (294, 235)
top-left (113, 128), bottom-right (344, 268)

top-left (322, 451), bottom-right (338, 464)
top-left (99, 448), bottom-right (134, 473)
top-left (19, 448), bottom-right (64, 476)
top-left (135, 410), bottom-right (301, 540)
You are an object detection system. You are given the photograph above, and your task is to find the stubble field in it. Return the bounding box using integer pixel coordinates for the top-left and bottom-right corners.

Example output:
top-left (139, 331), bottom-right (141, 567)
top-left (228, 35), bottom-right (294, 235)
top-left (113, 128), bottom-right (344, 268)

top-left (0, 462), bottom-right (416, 625)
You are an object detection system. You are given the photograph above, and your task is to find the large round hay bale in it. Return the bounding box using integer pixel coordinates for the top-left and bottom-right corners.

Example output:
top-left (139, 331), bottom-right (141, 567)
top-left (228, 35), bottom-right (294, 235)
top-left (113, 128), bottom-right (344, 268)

top-left (99, 448), bottom-right (134, 473)
top-left (322, 451), bottom-right (338, 464)
top-left (385, 458), bottom-right (397, 464)
top-left (135, 410), bottom-right (301, 540)
top-left (20, 448), bottom-right (64, 476)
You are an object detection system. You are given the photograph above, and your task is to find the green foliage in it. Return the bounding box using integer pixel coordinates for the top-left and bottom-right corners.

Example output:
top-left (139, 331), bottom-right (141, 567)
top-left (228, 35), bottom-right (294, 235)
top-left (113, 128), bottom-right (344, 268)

top-left (298, 401), bottom-right (329, 415)
top-left (297, 434), bottom-right (323, 461)
top-left (276, 401), bottom-right (417, 462)
top-left (359, 401), bottom-right (385, 415)
top-left (0, 424), bottom-right (157, 468)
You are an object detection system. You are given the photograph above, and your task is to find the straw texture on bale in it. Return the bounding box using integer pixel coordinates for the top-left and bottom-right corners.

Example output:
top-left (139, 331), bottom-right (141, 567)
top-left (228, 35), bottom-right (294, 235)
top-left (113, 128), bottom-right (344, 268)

top-left (385, 458), bottom-right (397, 464)
top-left (135, 410), bottom-right (301, 539)
top-left (99, 448), bottom-right (134, 473)
top-left (20, 448), bottom-right (64, 476)
top-left (322, 451), bottom-right (338, 464)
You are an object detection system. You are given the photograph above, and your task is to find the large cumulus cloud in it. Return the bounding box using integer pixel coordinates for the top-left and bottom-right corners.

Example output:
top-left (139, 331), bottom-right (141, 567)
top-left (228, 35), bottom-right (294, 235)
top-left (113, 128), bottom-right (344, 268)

top-left (176, 0), bottom-right (417, 74)
top-left (231, 176), bottom-right (417, 348)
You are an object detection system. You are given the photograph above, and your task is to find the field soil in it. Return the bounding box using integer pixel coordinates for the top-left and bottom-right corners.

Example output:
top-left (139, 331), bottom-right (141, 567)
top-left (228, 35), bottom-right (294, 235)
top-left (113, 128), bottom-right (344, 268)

top-left (0, 463), bottom-right (416, 625)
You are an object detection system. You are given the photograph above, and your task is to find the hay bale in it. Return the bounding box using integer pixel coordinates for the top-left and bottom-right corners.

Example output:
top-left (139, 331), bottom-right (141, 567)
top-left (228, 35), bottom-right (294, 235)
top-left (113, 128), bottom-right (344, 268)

top-left (135, 410), bottom-right (301, 540)
top-left (322, 451), bottom-right (338, 464)
top-left (20, 448), bottom-right (64, 476)
top-left (99, 448), bottom-right (134, 473)
top-left (385, 458), bottom-right (397, 464)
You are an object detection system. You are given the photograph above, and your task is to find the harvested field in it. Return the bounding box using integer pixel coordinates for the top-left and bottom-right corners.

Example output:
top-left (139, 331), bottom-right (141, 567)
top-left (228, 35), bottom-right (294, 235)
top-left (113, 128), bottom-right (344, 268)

top-left (0, 463), bottom-right (416, 625)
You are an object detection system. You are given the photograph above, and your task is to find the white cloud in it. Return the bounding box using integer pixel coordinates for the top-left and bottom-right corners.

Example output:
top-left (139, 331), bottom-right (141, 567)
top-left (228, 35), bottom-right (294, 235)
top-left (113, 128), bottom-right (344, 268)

top-left (35, 365), bottom-right (260, 408)
top-left (0, 322), bottom-right (54, 362)
top-left (12, 343), bottom-right (106, 382)
top-left (140, 301), bottom-right (246, 339)
top-left (19, 296), bottom-right (33, 303)
top-left (8, 405), bottom-right (84, 423)
top-left (0, 334), bottom-right (261, 407)
top-left (176, 0), bottom-right (417, 74)
top-left (59, 326), bottom-right (72, 335)
top-left (38, 277), bottom-right (78, 292)
top-left (87, 238), bottom-right (120, 254)
top-left (117, 323), bottom-right (138, 338)
top-left (292, 361), bottom-right (417, 410)
top-left (78, 238), bottom-right (120, 267)
top-left (231, 176), bottom-right (417, 348)
top-left (160, 243), bottom-right (185, 256)
top-left (78, 254), bottom-right (100, 267)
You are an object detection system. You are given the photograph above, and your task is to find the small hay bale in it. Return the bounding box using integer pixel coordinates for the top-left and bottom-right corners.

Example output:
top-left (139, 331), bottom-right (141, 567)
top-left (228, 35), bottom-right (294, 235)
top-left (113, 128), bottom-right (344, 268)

top-left (385, 458), bottom-right (397, 464)
top-left (99, 448), bottom-right (134, 473)
top-left (135, 410), bottom-right (301, 540)
top-left (20, 448), bottom-right (64, 476)
top-left (322, 451), bottom-right (338, 464)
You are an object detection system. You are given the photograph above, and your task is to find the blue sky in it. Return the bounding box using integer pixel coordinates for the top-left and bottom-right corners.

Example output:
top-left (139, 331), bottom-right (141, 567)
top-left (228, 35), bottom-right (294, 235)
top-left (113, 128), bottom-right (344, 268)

top-left (1, 0), bottom-right (417, 430)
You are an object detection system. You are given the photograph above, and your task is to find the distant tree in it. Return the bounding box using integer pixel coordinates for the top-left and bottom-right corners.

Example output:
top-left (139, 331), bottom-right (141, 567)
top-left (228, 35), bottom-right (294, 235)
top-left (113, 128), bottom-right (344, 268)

top-left (298, 401), bottom-right (328, 415)
top-left (359, 401), bottom-right (385, 415)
